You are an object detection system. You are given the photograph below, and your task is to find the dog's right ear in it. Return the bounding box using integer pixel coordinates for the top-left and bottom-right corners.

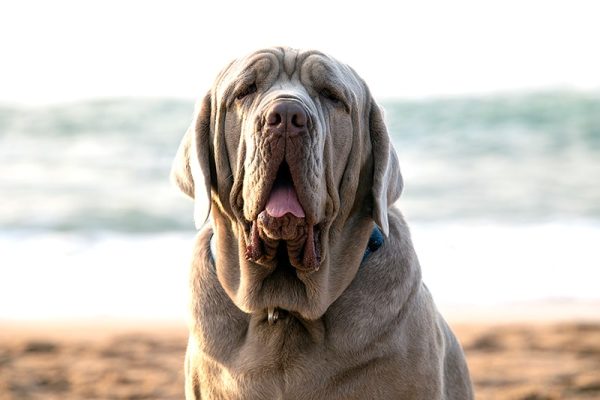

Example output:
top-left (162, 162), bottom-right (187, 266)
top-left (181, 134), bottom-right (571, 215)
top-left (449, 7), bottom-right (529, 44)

top-left (369, 100), bottom-right (403, 237)
top-left (171, 93), bottom-right (213, 229)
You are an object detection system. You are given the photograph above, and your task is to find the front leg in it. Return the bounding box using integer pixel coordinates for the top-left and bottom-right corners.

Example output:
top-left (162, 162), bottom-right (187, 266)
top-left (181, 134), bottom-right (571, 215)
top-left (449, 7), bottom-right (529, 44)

top-left (184, 339), bottom-right (202, 399)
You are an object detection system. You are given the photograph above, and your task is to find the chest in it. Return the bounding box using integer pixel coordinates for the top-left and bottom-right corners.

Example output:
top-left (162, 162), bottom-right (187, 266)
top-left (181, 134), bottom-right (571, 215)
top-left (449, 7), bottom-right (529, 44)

top-left (187, 314), bottom-right (430, 400)
top-left (186, 227), bottom-right (440, 399)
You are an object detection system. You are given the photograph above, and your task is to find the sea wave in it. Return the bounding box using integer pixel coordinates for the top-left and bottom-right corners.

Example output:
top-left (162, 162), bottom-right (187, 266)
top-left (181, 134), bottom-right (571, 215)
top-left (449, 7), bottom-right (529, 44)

top-left (1, 91), bottom-right (599, 232)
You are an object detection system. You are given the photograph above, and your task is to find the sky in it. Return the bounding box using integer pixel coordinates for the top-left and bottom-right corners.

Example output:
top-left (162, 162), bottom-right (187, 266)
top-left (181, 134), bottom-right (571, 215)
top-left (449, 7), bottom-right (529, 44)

top-left (1, 0), bottom-right (600, 105)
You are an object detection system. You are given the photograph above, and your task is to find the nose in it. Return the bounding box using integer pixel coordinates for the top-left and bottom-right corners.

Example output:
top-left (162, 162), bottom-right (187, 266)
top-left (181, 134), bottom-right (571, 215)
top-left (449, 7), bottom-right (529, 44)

top-left (265, 101), bottom-right (308, 137)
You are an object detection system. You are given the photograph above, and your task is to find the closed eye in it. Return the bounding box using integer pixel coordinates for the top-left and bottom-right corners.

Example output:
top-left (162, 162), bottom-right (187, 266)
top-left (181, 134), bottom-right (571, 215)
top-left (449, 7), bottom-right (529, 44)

top-left (320, 88), bottom-right (341, 104)
top-left (236, 83), bottom-right (257, 100)
top-left (319, 87), bottom-right (349, 112)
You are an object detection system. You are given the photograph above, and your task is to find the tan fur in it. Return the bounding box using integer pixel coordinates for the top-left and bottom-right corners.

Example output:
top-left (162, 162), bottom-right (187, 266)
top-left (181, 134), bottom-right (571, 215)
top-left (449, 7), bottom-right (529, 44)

top-left (172, 47), bottom-right (473, 399)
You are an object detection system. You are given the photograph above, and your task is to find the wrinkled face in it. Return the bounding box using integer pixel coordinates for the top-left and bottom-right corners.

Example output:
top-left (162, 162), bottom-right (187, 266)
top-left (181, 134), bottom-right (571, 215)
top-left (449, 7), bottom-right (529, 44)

top-left (172, 47), bottom-right (401, 319)
top-left (215, 48), bottom-right (368, 272)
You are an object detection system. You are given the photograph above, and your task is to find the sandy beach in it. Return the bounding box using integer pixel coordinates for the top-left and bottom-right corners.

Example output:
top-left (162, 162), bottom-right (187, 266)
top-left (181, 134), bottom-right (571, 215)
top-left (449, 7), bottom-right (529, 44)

top-left (1, 310), bottom-right (600, 400)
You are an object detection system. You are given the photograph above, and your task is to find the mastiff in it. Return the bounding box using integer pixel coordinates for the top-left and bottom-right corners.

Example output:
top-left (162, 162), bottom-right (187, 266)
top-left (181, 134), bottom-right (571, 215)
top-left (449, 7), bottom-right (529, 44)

top-left (172, 46), bottom-right (473, 399)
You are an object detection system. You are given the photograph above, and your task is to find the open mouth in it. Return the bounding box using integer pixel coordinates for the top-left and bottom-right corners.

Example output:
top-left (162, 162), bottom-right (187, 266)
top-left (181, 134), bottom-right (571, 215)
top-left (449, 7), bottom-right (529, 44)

top-left (245, 160), bottom-right (320, 272)
top-left (265, 162), bottom-right (305, 219)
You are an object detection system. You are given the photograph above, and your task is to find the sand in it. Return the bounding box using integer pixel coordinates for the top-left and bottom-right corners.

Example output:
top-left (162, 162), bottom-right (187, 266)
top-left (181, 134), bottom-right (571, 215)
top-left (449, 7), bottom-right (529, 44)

top-left (1, 317), bottom-right (600, 400)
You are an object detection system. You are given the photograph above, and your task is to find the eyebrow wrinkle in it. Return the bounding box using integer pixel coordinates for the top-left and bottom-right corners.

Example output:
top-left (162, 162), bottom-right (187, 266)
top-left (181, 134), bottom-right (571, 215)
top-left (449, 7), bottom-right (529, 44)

top-left (283, 48), bottom-right (298, 78)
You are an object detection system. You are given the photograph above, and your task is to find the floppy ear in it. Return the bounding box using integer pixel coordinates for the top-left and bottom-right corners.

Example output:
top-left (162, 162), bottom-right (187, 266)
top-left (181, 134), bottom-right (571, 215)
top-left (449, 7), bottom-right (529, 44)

top-left (369, 100), bottom-right (403, 236)
top-left (171, 93), bottom-right (213, 229)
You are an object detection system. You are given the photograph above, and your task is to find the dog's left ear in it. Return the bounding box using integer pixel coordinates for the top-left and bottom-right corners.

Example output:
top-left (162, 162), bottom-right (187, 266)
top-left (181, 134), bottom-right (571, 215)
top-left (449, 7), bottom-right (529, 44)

top-left (171, 93), bottom-right (213, 229)
top-left (369, 100), bottom-right (403, 236)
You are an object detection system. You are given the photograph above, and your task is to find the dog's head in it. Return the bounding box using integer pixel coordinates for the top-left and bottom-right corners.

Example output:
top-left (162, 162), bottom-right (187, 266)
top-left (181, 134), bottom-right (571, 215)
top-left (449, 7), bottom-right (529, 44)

top-left (172, 47), bottom-right (402, 319)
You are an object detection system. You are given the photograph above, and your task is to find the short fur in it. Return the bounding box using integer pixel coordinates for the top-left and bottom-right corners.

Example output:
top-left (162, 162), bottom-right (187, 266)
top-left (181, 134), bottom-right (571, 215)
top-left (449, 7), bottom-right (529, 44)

top-left (172, 47), bottom-right (473, 399)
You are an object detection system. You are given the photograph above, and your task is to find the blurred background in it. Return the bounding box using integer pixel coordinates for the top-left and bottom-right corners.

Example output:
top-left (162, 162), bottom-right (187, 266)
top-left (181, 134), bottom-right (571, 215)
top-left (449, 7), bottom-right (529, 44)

top-left (1, 0), bottom-right (600, 398)
top-left (1, 0), bottom-right (599, 321)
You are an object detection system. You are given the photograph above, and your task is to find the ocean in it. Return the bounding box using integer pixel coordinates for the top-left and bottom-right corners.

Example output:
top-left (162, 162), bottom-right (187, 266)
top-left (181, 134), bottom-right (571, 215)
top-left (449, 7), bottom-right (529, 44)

top-left (1, 91), bottom-right (599, 320)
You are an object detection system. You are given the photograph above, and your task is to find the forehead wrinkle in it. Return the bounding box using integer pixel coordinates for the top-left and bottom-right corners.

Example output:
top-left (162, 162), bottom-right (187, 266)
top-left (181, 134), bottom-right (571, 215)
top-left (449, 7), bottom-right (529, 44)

top-left (283, 48), bottom-right (298, 78)
top-left (297, 54), bottom-right (343, 93)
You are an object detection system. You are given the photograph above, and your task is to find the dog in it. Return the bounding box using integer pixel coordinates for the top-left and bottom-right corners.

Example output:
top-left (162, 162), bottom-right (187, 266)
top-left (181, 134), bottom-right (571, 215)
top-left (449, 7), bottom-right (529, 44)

top-left (171, 47), bottom-right (473, 399)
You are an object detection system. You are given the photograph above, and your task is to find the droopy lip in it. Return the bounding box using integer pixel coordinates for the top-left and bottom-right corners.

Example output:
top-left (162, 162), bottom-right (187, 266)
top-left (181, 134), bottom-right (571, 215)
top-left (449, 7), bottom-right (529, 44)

top-left (244, 158), bottom-right (317, 269)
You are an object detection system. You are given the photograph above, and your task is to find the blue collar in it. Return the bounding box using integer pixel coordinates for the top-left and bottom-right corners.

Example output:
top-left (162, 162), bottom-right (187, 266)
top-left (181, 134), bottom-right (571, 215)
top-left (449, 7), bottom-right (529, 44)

top-left (362, 226), bottom-right (384, 262)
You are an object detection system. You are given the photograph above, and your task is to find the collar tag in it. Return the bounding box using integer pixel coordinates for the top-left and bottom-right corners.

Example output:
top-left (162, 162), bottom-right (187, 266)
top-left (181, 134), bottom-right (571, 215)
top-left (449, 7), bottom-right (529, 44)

top-left (267, 307), bottom-right (280, 325)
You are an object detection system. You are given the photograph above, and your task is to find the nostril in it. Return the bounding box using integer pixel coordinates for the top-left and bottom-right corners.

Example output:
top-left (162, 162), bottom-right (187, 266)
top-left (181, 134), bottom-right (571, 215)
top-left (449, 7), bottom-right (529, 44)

top-left (265, 101), bottom-right (308, 135)
top-left (291, 112), bottom-right (306, 128)
top-left (267, 112), bottom-right (282, 126)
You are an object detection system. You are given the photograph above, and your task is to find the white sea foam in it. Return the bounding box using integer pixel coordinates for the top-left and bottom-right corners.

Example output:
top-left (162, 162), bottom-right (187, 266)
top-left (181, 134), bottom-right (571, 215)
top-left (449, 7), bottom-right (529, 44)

top-left (410, 221), bottom-right (600, 306)
top-left (0, 231), bottom-right (194, 320)
top-left (1, 222), bottom-right (598, 320)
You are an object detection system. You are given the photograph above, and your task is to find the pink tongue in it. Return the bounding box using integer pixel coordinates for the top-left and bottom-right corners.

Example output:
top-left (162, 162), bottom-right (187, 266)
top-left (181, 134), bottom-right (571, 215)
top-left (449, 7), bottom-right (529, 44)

top-left (265, 185), bottom-right (305, 218)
